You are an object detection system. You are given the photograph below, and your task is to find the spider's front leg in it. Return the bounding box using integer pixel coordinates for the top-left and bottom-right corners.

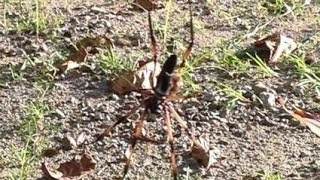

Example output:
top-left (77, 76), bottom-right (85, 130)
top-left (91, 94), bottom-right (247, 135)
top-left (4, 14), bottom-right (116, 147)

top-left (178, 0), bottom-right (194, 72)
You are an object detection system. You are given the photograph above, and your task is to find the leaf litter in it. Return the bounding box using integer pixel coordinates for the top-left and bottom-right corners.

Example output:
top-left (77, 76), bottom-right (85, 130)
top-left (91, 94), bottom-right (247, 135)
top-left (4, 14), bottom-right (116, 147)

top-left (42, 132), bottom-right (88, 158)
top-left (54, 35), bottom-right (113, 75)
top-left (135, 0), bottom-right (156, 11)
top-left (279, 97), bottom-right (320, 137)
top-left (191, 133), bottom-right (220, 169)
top-left (253, 32), bottom-right (297, 64)
top-left (111, 61), bottom-right (161, 94)
top-left (42, 153), bottom-right (96, 179)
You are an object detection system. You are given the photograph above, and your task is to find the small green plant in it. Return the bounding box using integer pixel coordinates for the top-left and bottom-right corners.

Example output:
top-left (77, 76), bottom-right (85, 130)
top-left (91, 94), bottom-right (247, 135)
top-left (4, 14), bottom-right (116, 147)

top-left (35, 0), bottom-right (40, 36)
top-left (255, 171), bottom-right (283, 180)
top-left (219, 51), bottom-right (250, 73)
top-left (206, 0), bottom-right (215, 5)
top-left (3, 0), bottom-right (64, 35)
top-left (260, 0), bottom-right (286, 16)
top-left (2, 0), bottom-right (8, 30)
top-left (9, 64), bottom-right (26, 82)
top-left (181, 49), bottom-right (214, 93)
top-left (247, 53), bottom-right (278, 77)
top-left (274, 0), bottom-right (286, 14)
top-left (163, 0), bottom-right (173, 45)
top-left (214, 80), bottom-right (250, 111)
top-left (100, 49), bottom-right (134, 76)
top-left (10, 101), bottom-right (50, 179)
top-left (33, 80), bottom-right (53, 100)
top-left (8, 53), bottom-right (55, 82)
top-left (181, 62), bottom-right (200, 93)
top-left (15, 1), bottom-right (48, 34)
top-left (261, 0), bottom-right (306, 17)
top-left (290, 54), bottom-right (320, 87)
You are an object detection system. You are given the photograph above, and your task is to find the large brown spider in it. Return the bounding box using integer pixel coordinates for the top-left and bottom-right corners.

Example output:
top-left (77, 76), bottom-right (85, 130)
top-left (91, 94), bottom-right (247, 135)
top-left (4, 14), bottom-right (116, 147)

top-left (98, 1), bottom-right (206, 179)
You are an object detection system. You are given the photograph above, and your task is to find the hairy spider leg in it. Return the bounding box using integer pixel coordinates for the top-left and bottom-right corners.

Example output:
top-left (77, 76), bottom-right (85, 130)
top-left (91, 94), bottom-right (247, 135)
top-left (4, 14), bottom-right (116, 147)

top-left (97, 103), bottom-right (142, 141)
top-left (164, 106), bottom-right (178, 180)
top-left (123, 109), bottom-right (148, 179)
top-left (148, 10), bottom-right (159, 88)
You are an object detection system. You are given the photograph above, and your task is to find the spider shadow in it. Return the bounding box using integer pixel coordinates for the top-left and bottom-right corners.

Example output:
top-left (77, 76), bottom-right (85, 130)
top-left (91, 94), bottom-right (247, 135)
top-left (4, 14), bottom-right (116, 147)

top-left (62, 74), bottom-right (112, 99)
top-left (177, 150), bottom-right (206, 178)
top-left (295, 164), bottom-right (320, 179)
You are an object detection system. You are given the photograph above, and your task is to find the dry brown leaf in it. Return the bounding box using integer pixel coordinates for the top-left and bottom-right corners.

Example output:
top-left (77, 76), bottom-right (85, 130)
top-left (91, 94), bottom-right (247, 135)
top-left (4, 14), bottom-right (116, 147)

top-left (42, 148), bottom-right (59, 157)
top-left (42, 163), bottom-right (64, 179)
top-left (77, 36), bottom-right (113, 50)
top-left (279, 97), bottom-right (320, 137)
top-left (294, 108), bottom-right (320, 120)
top-left (55, 35), bottom-right (113, 75)
top-left (58, 61), bottom-right (82, 74)
top-left (111, 61), bottom-right (161, 94)
top-left (135, 0), bottom-right (156, 11)
top-left (191, 133), bottom-right (216, 169)
top-left (80, 154), bottom-right (97, 170)
top-left (56, 158), bottom-right (82, 177)
top-left (254, 33), bottom-right (297, 63)
top-left (42, 153), bottom-right (96, 179)
top-left (65, 46), bottom-right (89, 63)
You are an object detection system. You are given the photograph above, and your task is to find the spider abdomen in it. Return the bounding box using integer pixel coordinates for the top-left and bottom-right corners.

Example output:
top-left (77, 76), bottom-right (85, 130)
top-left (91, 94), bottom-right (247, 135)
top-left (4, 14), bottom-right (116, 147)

top-left (154, 54), bottom-right (178, 96)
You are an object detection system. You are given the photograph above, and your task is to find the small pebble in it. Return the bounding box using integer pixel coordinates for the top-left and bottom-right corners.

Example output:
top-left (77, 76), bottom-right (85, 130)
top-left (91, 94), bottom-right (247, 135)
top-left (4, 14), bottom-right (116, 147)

top-left (259, 92), bottom-right (276, 109)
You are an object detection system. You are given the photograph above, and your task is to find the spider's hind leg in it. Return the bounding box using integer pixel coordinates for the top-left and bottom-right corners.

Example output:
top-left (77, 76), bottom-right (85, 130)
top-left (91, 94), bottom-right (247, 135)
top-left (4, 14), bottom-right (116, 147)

top-left (123, 109), bottom-right (149, 178)
top-left (167, 105), bottom-right (197, 143)
top-left (164, 106), bottom-right (178, 180)
top-left (96, 103), bottom-right (142, 141)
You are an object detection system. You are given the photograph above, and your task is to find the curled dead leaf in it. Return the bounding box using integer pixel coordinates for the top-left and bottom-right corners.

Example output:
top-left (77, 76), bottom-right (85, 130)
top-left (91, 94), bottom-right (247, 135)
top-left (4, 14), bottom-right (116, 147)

top-left (77, 36), bottom-right (113, 50)
top-left (58, 61), bottom-right (82, 74)
top-left (111, 61), bottom-right (161, 94)
top-left (42, 153), bottom-right (96, 179)
top-left (56, 158), bottom-right (82, 177)
top-left (135, 0), bottom-right (156, 11)
top-left (191, 133), bottom-right (218, 169)
top-left (279, 97), bottom-right (320, 137)
top-left (192, 142), bottom-right (210, 167)
top-left (254, 33), bottom-right (297, 63)
top-left (55, 35), bottom-right (113, 75)
top-left (42, 148), bottom-right (59, 158)
top-left (65, 46), bottom-right (89, 63)
top-left (79, 153), bottom-right (97, 171)
top-left (42, 163), bottom-right (63, 179)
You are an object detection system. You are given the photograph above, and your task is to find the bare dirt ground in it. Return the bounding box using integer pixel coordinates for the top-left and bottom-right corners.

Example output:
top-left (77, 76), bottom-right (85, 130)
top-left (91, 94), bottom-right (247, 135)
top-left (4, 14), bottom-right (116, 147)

top-left (0, 0), bottom-right (320, 179)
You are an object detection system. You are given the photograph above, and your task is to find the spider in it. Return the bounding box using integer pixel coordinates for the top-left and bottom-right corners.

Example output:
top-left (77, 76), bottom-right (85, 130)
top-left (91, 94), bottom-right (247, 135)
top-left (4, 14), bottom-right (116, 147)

top-left (98, 0), bottom-right (203, 179)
